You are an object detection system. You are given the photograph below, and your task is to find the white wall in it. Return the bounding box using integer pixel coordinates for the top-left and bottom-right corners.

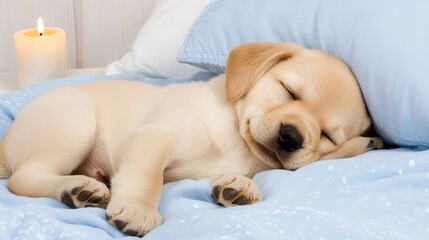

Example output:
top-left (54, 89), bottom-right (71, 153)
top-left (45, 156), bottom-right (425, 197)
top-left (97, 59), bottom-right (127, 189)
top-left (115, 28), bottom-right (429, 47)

top-left (0, 0), bottom-right (154, 72)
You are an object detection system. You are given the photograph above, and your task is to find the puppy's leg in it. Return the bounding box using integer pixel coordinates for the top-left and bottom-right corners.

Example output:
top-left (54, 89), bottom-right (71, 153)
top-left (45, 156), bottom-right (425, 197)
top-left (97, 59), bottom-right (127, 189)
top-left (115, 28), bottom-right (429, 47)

top-left (106, 129), bottom-right (172, 237)
top-left (321, 136), bottom-right (383, 160)
top-left (5, 94), bottom-right (109, 208)
top-left (9, 156), bottom-right (110, 208)
top-left (210, 173), bottom-right (262, 207)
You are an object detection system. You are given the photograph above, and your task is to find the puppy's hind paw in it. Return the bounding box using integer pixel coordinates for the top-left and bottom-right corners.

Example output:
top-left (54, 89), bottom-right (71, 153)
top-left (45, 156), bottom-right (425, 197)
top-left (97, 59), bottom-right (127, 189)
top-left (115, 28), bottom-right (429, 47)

top-left (60, 177), bottom-right (110, 209)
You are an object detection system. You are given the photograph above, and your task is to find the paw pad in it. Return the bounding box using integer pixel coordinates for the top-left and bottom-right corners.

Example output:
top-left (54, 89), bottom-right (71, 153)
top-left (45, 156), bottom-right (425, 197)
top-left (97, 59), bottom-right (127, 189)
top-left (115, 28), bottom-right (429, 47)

top-left (212, 185), bottom-right (256, 206)
top-left (61, 180), bottom-right (110, 209)
top-left (211, 175), bottom-right (262, 207)
top-left (222, 188), bottom-right (238, 200)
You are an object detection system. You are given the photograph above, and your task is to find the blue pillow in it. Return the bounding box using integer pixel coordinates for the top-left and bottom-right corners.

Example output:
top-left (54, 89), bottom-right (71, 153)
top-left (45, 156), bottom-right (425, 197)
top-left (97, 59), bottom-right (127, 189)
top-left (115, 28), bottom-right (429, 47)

top-left (177, 0), bottom-right (429, 148)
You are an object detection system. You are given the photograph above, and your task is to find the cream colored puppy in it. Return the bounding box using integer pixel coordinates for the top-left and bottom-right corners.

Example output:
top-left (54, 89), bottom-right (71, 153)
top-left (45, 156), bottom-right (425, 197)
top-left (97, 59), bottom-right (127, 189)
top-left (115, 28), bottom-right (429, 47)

top-left (0, 43), bottom-right (382, 236)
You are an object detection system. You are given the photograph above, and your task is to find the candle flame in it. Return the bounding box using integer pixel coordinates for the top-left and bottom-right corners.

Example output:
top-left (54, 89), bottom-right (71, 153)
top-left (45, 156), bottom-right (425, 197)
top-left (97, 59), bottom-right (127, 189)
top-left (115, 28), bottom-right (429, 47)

top-left (37, 17), bottom-right (44, 36)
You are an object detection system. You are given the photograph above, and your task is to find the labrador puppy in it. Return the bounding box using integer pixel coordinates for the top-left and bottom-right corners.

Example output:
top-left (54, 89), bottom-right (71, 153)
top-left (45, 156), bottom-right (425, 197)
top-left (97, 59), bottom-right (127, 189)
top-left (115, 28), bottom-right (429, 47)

top-left (0, 43), bottom-right (382, 236)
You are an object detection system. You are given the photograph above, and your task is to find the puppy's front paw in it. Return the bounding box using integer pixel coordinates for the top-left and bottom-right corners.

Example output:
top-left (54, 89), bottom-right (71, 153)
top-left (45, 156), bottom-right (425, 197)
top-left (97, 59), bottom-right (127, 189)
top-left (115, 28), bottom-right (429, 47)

top-left (211, 174), bottom-right (261, 207)
top-left (106, 201), bottom-right (162, 237)
top-left (367, 137), bottom-right (384, 149)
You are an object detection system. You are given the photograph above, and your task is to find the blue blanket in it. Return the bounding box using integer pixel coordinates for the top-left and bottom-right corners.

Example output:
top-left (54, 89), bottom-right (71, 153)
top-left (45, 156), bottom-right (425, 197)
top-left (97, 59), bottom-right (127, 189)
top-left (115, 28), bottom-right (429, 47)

top-left (1, 74), bottom-right (428, 239)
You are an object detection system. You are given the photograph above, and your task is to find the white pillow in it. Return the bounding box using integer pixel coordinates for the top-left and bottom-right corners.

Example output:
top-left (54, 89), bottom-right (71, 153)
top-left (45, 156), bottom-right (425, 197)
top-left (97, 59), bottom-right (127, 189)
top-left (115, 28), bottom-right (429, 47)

top-left (105, 0), bottom-right (211, 79)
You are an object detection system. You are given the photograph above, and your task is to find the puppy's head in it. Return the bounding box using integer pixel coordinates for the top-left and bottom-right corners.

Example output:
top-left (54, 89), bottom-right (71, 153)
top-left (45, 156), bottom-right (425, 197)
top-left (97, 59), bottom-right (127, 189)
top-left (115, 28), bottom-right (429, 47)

top-left (226, 42), bottom-right (383, 170)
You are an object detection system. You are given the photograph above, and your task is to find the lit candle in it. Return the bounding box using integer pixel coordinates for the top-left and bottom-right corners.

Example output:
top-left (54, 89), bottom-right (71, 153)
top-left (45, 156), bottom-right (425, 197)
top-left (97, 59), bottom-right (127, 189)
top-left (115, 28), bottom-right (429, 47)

top-left (14, 17), bottom-right (67, 87)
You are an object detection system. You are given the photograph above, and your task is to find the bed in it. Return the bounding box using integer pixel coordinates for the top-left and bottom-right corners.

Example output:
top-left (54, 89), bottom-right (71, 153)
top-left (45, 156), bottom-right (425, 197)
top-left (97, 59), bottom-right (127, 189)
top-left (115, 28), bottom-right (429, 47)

top-left (1, 0), bottom-right (429, 239)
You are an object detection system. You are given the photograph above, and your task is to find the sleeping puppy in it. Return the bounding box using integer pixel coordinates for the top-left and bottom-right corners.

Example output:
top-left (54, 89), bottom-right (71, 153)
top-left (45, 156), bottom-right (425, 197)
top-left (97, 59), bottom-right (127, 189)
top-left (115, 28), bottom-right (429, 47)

top-left (0, 43), bottom-right (382, 236)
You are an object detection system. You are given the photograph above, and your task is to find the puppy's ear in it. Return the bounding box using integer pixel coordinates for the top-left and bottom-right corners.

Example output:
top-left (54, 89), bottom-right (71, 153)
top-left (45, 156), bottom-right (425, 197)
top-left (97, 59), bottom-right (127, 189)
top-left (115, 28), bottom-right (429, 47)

top-left (225, 42), bottom-right (302, 102)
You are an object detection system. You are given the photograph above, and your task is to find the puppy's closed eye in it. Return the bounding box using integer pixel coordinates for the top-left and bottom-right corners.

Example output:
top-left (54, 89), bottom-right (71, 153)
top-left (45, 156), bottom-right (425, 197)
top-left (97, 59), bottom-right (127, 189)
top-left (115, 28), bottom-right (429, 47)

top-left (280, 82), bottom-right (297, 100)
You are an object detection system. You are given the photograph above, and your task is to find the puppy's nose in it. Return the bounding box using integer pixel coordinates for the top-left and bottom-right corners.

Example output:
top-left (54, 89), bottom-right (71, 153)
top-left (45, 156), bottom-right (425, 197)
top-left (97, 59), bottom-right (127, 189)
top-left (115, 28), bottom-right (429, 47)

top-left (278, 124), bottom-right (303, 152)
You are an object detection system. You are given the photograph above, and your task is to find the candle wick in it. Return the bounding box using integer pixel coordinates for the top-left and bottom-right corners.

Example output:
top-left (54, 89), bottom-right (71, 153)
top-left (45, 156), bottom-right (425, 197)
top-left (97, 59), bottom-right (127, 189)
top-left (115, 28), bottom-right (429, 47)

top-left (39, 32), bottom-right (43, 36)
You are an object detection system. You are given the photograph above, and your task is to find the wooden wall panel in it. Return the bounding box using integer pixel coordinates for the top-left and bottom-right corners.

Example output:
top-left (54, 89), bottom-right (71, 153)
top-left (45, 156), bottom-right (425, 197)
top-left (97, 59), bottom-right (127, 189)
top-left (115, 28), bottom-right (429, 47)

top-left (73, 0), bottom-right (151, 68)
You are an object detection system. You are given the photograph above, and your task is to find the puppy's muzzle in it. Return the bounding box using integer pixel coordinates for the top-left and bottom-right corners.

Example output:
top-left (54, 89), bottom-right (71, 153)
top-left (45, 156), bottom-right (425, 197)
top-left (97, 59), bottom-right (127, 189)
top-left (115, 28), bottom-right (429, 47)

top-left (278, 124), bottom-right (303, 152)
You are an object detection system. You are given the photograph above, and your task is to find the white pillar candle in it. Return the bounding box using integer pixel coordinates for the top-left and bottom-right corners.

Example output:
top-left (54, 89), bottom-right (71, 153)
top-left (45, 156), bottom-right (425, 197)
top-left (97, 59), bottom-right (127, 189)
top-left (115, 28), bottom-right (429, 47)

top-left (14, 17), bottom-right (67, 87)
